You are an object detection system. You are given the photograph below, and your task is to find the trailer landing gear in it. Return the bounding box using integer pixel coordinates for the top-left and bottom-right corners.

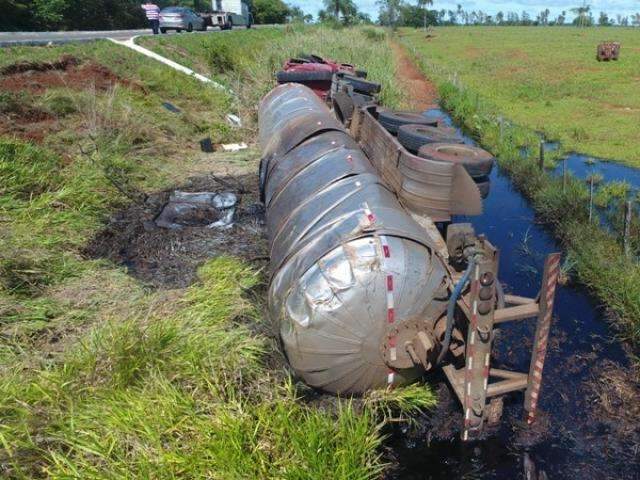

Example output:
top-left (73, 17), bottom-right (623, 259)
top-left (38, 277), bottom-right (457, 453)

top-left (442, 230), bottom-right (561, 440)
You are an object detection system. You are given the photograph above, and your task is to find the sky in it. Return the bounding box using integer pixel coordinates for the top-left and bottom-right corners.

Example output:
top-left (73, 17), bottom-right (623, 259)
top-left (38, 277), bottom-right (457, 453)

top-left (288, 0), bottom-right (640, 22)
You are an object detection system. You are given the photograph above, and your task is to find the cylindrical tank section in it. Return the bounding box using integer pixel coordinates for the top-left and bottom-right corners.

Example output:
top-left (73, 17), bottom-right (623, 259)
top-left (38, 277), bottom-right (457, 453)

top-left (260, 84), bottom-right (451, 394)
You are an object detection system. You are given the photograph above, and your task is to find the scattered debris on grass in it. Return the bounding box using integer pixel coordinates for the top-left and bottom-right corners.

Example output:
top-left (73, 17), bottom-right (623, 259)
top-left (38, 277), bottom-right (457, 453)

top-left (155, 190), bottom-right (238, 230)
top-left (221, 142), bottom-right (248, 152)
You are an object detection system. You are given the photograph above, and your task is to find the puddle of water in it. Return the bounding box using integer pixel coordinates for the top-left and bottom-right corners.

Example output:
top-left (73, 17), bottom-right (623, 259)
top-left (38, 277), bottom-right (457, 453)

top-left (554, 153), bottom-right (640, 194)
top-left (385, 110), bottom-right (638, 480)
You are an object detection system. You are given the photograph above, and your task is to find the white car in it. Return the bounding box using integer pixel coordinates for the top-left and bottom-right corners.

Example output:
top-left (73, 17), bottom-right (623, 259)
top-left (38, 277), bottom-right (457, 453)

top-left (159, 7), bottom-right (207, 33)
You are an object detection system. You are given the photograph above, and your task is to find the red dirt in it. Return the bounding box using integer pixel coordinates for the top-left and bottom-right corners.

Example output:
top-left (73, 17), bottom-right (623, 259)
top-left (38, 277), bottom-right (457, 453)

top-left (0, 55), bottom-right (145, 94)
top-left (0, 56), bottom-right (146, 142)
top-left (391, 42), bottom-right (439, 111)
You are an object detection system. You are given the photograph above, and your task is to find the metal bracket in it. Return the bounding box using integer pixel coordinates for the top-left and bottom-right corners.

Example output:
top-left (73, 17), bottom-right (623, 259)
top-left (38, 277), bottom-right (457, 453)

top-left (443, 246), bottom-right (561, 440)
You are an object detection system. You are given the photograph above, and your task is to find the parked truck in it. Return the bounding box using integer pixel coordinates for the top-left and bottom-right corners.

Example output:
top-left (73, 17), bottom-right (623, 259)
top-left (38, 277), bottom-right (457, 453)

top-left (202, 0), bottom-right (252, 29)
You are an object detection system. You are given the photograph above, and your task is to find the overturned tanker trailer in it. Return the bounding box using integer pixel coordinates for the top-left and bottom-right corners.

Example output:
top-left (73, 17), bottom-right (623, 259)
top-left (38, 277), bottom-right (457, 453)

top-left (259, 83), bottom-right (561, 440)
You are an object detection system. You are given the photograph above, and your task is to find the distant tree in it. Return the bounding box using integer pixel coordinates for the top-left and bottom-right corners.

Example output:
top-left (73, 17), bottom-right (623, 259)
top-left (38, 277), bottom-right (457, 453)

top-left (252, 0), bottom-right (289, 24)
top-left (495, 11), bottom-right (504, 24)
top-left (556, 11), bottom-right (566, 25)
top-left (632, 12), bottom-right (640, 26)
top-left (356, 12), bottom-right (372, 23)
top-left (323, 0), bottom-right (344, 19)
top-left (287, 4), bottom-right (312, 22)
top-left (571, 2), bottom-right (593, 27)
top-left (398, 2), bottom-right (437, 27)
top-left (521, 10), bottom-right (532, 25)
top-left (377, 0), bottom-right (402, 29)
top-left (537, 8), bottom-right (550, 25)
top-left (598, 11), bottom-right (611, 26)
top-left (447, 9), bottom-right (456, 24)
top-left (619, 15), bottom-right (629, 26)
top-left (417, 0), bottom-right (433, 29)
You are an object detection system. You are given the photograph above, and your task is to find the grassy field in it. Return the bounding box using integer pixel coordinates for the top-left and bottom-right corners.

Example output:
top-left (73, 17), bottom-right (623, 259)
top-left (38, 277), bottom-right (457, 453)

top-left (400, 26), bottom-right (640, 166)
top-left (398, 29), bottom-right (640, 350)
top-left (0, 27), bottom-right (434, 478)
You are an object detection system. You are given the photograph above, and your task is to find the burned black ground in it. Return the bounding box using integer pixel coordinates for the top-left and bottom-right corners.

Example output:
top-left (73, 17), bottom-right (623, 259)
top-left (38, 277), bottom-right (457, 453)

top-left (84, 173), bottom-right (267, 289)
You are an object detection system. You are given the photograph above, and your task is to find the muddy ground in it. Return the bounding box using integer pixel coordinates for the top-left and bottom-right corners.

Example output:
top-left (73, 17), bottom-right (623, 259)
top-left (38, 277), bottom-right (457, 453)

top-left (85, 172), bottom-right (267, 289)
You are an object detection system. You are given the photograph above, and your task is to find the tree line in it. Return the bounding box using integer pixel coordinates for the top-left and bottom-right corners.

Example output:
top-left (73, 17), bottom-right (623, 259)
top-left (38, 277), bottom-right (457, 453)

top-left (3, 0), bottom-right (640, 32)
top-left (0, 0), bottom-right (305, 31)
top-left (373, 1), bottom-right (640, 28)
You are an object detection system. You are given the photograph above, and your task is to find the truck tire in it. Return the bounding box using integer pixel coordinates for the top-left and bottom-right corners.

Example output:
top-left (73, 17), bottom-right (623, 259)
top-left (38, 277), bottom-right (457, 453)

top-left (187, 22), bottom-right (193, 32)
top-left (340, 74), bottom-right (381, 94)
top-left (160, 28), bottom-right (167, 33)
top-left (355, 69), bottom-right (367, 78)
top-left (398, 125), bottom-right (463, 153)
top-left (378, 110), bottom-right (440, 134)
top-left (200, 21), bottom-right (207, 31)
top-left (176, 28), bottom-right (182, 32)
top-left (276, 70), bottom-right (334, 83)
top-left (418, 143), bottom-right (494, 178)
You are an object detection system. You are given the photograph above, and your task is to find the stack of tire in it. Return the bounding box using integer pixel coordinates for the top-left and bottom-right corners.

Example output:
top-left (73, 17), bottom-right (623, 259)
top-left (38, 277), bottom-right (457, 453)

top-left (377, 110), bottom-right (493, 198)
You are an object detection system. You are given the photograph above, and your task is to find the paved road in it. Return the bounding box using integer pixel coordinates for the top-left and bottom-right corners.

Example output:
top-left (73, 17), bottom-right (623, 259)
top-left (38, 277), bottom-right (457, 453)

top-left (0, 26), bottom-right (255, 47)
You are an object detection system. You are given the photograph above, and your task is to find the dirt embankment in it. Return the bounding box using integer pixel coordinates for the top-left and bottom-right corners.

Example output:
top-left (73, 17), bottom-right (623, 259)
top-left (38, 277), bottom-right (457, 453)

top-left (0, 55), bottom-right (146, 142)
top-left (390, 41), bottom-right (439, 111)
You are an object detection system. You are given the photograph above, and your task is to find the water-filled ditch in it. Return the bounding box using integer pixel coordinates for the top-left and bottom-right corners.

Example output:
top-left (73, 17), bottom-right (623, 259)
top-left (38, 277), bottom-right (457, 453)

top-left (384, 110), bottom-right (639, 480)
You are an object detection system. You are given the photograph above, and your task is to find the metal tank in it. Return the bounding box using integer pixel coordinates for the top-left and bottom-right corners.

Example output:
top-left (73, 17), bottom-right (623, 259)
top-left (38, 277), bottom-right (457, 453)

top-left (260, 84), bottom-right (451, 394)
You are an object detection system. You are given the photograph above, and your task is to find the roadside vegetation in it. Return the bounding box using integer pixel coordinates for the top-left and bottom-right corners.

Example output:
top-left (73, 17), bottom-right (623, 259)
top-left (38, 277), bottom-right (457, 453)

top-left (400, 26), bottom-right (640, 166)
top-left (398, 30), bottom-right (640, 349)
top-left (0, 26), bottom-right (435, 478)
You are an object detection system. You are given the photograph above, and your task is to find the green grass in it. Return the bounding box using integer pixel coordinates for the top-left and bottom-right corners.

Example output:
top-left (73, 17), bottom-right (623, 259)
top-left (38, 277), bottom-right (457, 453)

top-left (0, 27), bottom-right (433, 477)
top-left (399, 26), bottom-right (640, 166)
top-left (400, 42), bottom-right (640, 347)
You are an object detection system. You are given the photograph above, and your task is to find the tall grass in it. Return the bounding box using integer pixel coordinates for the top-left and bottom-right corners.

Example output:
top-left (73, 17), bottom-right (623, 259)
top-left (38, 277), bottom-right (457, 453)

top-left (0, 257), bottom-right (387, 478)
top-left (140, 26), bottom-right (406, 124)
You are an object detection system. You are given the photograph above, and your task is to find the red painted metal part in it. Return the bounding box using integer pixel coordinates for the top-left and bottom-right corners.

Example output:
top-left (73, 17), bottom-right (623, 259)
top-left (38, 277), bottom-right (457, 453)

top-left (524, 252), bottom-right (562, 424)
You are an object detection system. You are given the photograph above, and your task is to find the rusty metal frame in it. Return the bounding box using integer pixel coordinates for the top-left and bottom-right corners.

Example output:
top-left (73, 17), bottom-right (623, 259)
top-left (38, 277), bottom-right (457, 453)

top-left (443, 251), bottom-right (561, 440)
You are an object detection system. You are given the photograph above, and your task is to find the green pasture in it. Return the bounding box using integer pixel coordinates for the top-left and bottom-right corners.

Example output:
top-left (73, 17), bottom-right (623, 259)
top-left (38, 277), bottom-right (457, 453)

top-left (401, 26), bottom-right (640, 166)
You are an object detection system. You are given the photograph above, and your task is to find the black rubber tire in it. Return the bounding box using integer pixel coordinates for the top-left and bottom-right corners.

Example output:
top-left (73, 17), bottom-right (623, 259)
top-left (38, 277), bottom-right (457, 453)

top-left (377, 110), bottom-right (440, 134)
top-left (160, 28), bottom-right (167, 33)
top-left (176, 28), bottom-right (182, 33)
top-left (187, 23), bottom-right (193, 32)
top-left (398, 125), bottom-right (463, 153)
top-left (418, 143), bottom-right (494, 178)
top-left (355, 69), bottom-right (367, 78)
top-left (200, 22), bottom-right (207, 31)
top-left (333, 91), bottom-right (355, 125)
top-left (276, 70), bottom-right (333, 83)
top-left (340, 74), bottom-right (381, 94)
top-left (475, 176), bottom-right (491, 199)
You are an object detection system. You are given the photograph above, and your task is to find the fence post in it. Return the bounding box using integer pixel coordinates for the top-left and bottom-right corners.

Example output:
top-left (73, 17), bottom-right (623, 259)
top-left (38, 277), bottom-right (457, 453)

top-left (624, 201), bottom-right (632, 257)
top-left (588, 176), bottom-right (594, 223)
top-left (538, 141), bottom-right (545, 171)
